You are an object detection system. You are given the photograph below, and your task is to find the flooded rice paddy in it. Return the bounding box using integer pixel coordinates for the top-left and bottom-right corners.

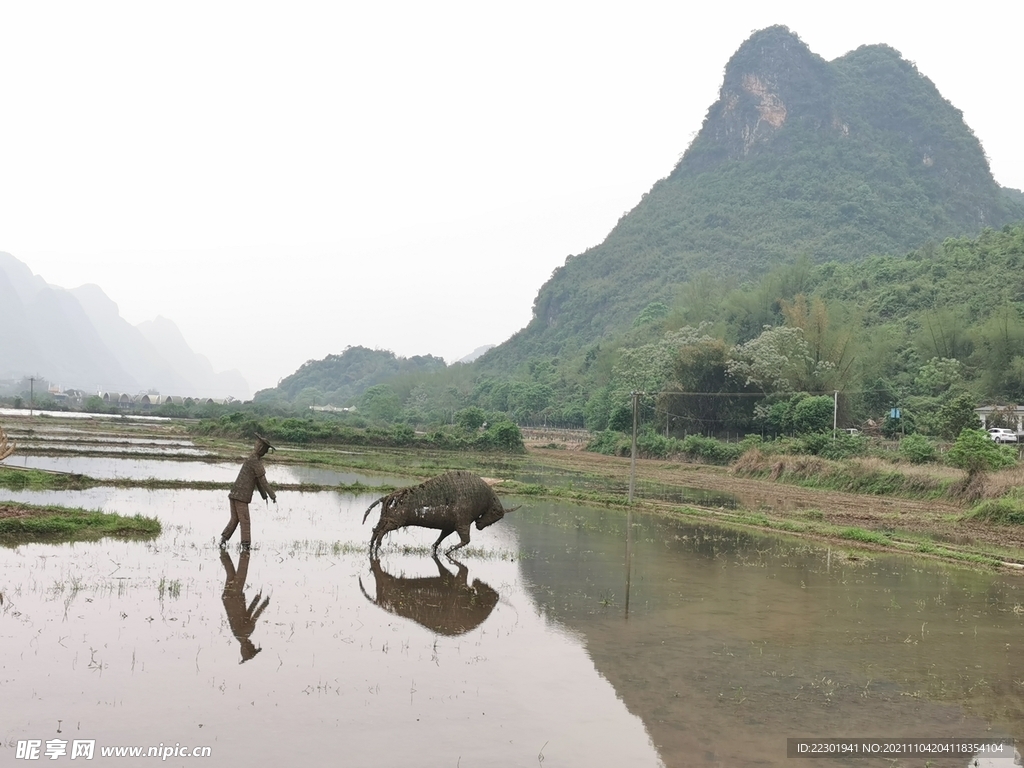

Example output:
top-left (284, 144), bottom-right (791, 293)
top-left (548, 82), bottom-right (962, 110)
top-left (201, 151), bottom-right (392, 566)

top-left (3, 455), bottom-right (408, 487)
top-left (1, 451), bottom-right (1023, 766)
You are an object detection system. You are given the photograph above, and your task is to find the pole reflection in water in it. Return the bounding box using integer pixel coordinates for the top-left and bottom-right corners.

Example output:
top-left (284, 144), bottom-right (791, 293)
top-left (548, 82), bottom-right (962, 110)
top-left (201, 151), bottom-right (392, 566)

top-left (219, 550), bottom-right (271, 664)
top-left (624, 506), bottom-right (633, 619)
top-left (359, 555), bottom-right (499, 636)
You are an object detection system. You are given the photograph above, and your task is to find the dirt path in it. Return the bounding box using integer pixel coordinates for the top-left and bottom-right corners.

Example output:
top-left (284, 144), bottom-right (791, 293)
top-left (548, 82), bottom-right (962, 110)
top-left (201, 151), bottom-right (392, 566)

top-left (526, 448), bottom-right (1024, 562)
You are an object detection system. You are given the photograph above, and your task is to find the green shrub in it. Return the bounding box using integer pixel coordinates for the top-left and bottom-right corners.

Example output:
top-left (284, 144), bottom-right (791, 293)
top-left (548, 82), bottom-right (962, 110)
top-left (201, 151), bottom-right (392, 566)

top-left (390, 424), bottom-right (415, 445)
top-left (821, 431), bottom-right (867, 460)
top-left (637, 432), bottom-right (673, 458)
top-left (799, 432), bottom-right (830, 455)
top-left (947, 429), bottom-right (1017, 473)
top-left (481, 420), bottom-right (525, 452)
top-left (899, 434), bottom-right (937, 464)
top-left (587, 430), bottom-right (631, 456)
top-left (456, 407), bottom-right (487, 432)
top-left (798, 431), bottom-right (866, 460)
top-left (793, 396), bottom-right (835, 434)
top-left (679, 434), bottom-right (745, 464)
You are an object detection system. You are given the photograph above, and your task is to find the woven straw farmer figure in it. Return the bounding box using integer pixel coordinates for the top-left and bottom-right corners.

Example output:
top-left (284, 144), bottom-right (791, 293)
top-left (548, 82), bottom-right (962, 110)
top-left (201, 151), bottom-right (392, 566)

top-left (220, 434), bottom-right (277, 549)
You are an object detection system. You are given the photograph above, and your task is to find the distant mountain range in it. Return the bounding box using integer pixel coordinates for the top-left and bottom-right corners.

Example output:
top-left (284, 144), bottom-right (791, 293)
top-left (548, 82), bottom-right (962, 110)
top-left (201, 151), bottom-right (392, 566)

top-left (0, 252), bottom-right (248, 398)
top-left (457, 345), bottom-right (495, 364)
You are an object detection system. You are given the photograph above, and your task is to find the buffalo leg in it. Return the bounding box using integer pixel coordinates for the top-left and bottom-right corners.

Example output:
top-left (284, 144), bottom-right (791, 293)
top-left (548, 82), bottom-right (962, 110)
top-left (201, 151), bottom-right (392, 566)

top-left (431, 528), bottom-right (455, 554)
top-left (369, 528), bottom-right (384, 553)
top-left (370, 519), bottom-right (401, 553)
top-left (446, 526), bottom-right (472, 554)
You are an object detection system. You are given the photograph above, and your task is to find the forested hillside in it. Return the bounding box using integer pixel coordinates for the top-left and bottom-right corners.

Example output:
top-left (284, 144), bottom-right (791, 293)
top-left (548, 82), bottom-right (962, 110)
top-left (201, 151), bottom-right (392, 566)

top-left (483, 26), bottom-right (1024, 369)
top-left (253, 346), bottom-right (446, 408)
top-left (341, 225), bottom-right (1024, 435)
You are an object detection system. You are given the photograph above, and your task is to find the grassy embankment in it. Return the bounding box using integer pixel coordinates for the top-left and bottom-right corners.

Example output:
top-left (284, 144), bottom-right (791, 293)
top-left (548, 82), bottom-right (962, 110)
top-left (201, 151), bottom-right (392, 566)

top-left (0, 501), bottom-right (161, 546)
top-left (0, 465), bottom-right (392, 495)
top-left (731, 447), bottom-right (1024, 518)
top-left (730, 449), bottom-right (957, 499)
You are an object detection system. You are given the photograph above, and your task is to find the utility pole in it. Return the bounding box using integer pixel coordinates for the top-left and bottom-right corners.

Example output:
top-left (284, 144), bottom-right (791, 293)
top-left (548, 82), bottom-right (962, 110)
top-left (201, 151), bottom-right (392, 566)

top-left (29, 377), bottom-right (35, 416)
top-left (624, 391), bottom-right (639, 617)
top-left (832, 390), bottom-right (838, 439)
top-left (628, 391), bottom-right (639, 504)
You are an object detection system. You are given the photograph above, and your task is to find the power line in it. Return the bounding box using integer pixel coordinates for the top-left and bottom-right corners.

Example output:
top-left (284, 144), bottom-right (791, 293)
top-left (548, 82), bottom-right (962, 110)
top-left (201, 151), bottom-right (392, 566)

top-left (636, 387), bottom-right (908, 397)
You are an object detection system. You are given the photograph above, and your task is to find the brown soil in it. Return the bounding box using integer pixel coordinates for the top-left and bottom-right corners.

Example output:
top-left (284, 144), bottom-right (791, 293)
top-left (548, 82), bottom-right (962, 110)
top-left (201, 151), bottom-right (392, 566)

top-left (525, 447), bottom-right (1024, 565)
top-left (0, 505), bottom-right (43, 520)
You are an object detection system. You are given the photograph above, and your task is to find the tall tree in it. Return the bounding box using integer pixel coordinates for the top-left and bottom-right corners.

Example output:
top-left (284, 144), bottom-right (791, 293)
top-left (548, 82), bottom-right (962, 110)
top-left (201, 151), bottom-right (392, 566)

top-left (779, 294), bottom-right (856, 389)
top-left (658, 338), bottom-right (752, 434)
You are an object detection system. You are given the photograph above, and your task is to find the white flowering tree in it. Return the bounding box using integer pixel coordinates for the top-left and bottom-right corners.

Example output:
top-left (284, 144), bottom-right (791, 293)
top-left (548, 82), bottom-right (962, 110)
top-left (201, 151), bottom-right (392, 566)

top-left (726, 325), bottom-right (832, 393)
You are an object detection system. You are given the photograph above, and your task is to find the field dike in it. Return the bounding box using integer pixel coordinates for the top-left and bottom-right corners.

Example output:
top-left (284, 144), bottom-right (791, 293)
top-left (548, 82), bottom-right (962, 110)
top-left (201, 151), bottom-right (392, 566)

top-left (4, 413), bottom-right (1024, 570)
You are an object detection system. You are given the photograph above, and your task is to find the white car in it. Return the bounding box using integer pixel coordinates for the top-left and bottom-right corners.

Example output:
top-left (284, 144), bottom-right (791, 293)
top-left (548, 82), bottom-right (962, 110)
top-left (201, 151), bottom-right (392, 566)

top-left (988, 427), bottom-right (1019, 444)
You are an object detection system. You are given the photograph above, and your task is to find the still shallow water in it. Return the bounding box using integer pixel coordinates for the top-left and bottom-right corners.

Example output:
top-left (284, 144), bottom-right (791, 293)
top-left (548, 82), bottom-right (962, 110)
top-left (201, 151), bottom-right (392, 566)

top-left (2, 455), bottom-right (408, 487)
top-left (1, 465), bottom-right (1022, 766)
top-left (0, 488), bottom-right (659, 767)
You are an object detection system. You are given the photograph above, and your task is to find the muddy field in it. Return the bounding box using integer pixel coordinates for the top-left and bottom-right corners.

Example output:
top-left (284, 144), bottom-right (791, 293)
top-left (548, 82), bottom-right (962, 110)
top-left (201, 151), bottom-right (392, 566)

top-left (524, 447), bottom-right (1024, 563)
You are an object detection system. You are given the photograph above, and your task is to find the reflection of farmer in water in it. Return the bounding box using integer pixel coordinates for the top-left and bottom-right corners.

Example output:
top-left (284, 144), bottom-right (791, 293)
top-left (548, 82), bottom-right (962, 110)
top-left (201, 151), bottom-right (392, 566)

top-left (219, 549), bottom-right (270, 663)
top-left (220, 434), bottom-right (276, 549)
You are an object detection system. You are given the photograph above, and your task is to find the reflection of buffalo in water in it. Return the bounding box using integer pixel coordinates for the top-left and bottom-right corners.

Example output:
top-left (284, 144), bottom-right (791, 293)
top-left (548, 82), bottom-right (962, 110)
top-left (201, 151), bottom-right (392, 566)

top-left (359, 556), bottom-right (499, 636)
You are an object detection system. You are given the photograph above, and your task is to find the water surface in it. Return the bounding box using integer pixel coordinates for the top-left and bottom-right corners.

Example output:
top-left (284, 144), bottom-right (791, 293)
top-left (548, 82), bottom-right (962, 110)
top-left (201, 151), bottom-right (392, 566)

top-left (0, 488), bottom-right (659, 766)
top-left (2, 455), bottom-right (408, 487)
top-left (1, 484), bottom-right (1020, 766)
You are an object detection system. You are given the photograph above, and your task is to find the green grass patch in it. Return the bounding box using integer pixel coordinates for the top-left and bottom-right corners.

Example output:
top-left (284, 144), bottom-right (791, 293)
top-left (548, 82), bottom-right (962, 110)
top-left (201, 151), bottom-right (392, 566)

top-left (335, 481), bottom-right (398, 493)
top-left (0, 467), bottom-right (94, 491)
top-left (495, 480), bottom-right (631, 507)
top-left (836, 527), bottom-right (893, 545)
top-left (587, 430), bottom-right (751, 464)
top-left (0, 502), bottom-right (161, 546)
top-left (963, 498), bottom-right (1024, 526)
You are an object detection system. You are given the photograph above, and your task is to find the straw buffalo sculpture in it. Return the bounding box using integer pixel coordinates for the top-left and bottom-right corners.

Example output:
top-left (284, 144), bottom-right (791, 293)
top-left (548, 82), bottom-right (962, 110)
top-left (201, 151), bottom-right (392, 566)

top-left (362, 470), bottom-right (517, 555)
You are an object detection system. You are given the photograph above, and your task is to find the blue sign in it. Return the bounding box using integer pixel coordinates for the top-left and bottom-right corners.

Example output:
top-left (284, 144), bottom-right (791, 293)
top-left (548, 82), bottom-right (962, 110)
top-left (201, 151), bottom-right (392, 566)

top-left (890, 408), bottom-right (901, 419)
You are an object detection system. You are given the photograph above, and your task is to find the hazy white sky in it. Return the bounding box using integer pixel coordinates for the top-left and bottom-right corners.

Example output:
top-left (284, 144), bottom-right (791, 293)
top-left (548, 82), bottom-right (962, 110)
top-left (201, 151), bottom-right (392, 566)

top-left (1, 1), bottom-right (1021, 395)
